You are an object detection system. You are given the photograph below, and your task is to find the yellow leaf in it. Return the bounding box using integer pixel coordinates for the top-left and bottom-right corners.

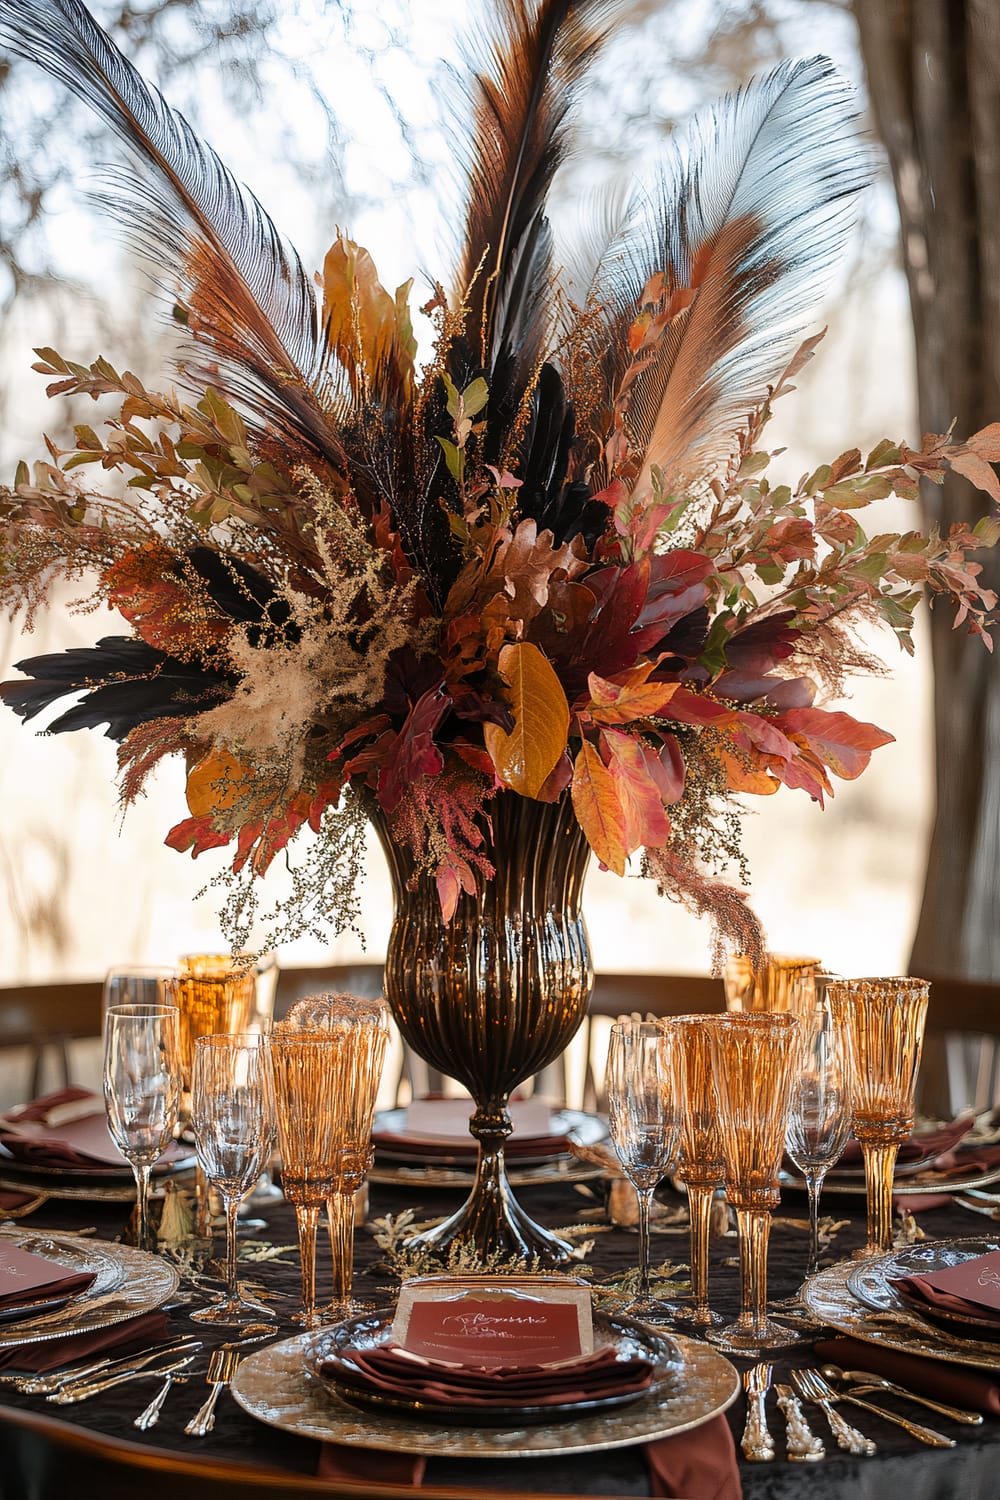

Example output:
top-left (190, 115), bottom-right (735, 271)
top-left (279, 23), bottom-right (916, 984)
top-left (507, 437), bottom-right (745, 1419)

top-left (483, 642), bottom-right (569, 799)
top-left (571, 740), bottom-right (627, 875)
top-left (321, 234), bottom-right (413, 396)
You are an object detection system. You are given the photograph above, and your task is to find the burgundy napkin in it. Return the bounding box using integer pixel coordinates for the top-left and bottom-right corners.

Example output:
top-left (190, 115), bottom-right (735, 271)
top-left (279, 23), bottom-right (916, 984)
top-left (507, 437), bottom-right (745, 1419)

top-left (837, 1116), bottom-right (975, 1172)
top-left (0, 1240), bottom-right (95, 1311)
top-left (646, 1414), bottom-right (742, 1500)
top-left (0, 1088), bottom-right (184, 1171)
top-left (890, 1272), bottom-right (1000, 1326)
top-left (320, 1342), bottom-right (654, 1409)
top-left (815, 1335), bottom-right (1000, 1415)
top-left (0, 1307), bottom-right (171, 1372)
top-left (315, 1414), bottom-right (742, 1496)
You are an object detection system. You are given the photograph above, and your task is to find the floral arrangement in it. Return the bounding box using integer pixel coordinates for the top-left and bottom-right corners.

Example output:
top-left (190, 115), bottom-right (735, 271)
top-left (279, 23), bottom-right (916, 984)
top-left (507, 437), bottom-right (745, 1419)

top-left (1, 0), bottom-right (997, 959)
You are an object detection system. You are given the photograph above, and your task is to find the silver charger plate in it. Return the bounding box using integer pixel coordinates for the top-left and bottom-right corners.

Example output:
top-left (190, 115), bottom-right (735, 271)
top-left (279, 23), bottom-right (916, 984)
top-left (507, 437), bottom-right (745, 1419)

top-left (0, 1226), bottom-right (178, 1347)
top-left (781, 1161), bottom-right (1000, 1198)
top-left (0, 1157), bottom-right (196, 1203)
top-left (231, 1326), bottom-right (739, 1459)
top-left (802, 1241), bottom-right (1000, 1372)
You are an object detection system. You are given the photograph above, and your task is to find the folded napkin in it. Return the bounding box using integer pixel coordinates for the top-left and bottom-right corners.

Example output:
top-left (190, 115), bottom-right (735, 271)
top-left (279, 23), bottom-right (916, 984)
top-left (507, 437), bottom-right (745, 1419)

top-left (320, 1342), bottom-right (654, 1409)
top-left (890, 1272), bottom-right (1000, 1326)
top-left (0, 1307), bottom-right (171, 1372)
top-left (837, 1116), bottom-right (975, 1172)
top-left (0, 1240), bottom-right (95, 1312)
top-left (316, 1412), bottom-right (742, 1497)
top-left (815, 1335), bottom-right (1000, 1415)
top-left (0, 1088), bottom-right (184, 1171)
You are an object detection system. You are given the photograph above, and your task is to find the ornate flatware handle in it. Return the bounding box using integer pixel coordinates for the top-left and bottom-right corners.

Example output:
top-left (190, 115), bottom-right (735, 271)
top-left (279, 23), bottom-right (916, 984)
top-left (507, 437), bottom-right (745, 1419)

top-left (775, 1385), bottom-right (824, 1461)
top-left (740, 1391), bottom-right (776, 1461)
top-left (851, 1382), bottom-right (982, 1425)
top-left (841, 1392), bottom-right (955, 1448)
top-left (818, 1399), bottom-right (877, 1456)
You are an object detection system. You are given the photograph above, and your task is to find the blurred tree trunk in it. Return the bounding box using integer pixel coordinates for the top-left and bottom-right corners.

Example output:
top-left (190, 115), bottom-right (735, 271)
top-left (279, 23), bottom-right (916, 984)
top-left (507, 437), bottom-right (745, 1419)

top-left (855, 0), bottom-right (1000, 982)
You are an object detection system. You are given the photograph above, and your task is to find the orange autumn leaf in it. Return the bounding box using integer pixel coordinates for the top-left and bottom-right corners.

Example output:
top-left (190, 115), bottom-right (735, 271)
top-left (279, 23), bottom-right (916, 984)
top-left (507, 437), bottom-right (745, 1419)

top-left (571, 739), bottom-right (627, 875)
top-left (587, 666), bottom-right (681, 725)
top-left (719, 749), bottom-right (779, 796)
top-left (184, 746), bottom-right (252, 819)
top-left (600, 728), bottom-right (672, 851)
top-left (321, 233), bottom-right (414, 398)
top-left (483, 642), bottom-right (569, 798)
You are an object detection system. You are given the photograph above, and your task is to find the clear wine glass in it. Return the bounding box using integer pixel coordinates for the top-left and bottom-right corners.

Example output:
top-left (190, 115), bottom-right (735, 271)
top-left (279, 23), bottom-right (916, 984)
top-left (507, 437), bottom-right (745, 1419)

top-left (606, 1018), bottom-right (680, 1324)
top-left (190, 1033), bottom-right (276, 1324)
top-left (103, 1003), bottom-right (180, 1252)
top-left (785, 1004), bottom-right (852, 1279)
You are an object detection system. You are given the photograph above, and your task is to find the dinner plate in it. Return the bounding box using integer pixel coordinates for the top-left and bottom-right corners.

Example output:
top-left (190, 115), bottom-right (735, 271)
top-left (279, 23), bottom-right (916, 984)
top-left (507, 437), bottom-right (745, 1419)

top-left (315, 1306), bottom-right (679, 1426)
top-left (372, 1107), bottom-right (608, 1168)
top-left (802, 1243), bottom-right (1000, 1372)
top-left (846, 1235), bottom-right (1000, 1338)
top-left (0, 1294), bottom-right (72, 1324)
top-left (0, 1227), bottom-right (178, 1347)
top-left (780, 1160), bottom-right (1000, 1198)
top-left (232, 1326), bottom-right (739, 1459)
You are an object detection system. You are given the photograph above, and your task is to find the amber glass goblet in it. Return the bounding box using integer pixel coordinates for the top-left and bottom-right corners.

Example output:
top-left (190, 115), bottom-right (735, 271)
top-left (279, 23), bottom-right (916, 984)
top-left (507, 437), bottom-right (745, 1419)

top-left (828, 977), bottom-right (930, 1257)
top-left (706, 1012), bottom-right (803, 1355)
top-left (724, 953), bottom-right (819, 1019)
top-left (174, 955), bottom-right (258, 1235)
top-left (266, 1034), bottom-right (343, 1327)
top-left (278, 992), bottom-right (389, 1316)
top-left (671, 1015), bottom-right (726, 1329)
top-left (606, 1019), bottom-right (680, 1324)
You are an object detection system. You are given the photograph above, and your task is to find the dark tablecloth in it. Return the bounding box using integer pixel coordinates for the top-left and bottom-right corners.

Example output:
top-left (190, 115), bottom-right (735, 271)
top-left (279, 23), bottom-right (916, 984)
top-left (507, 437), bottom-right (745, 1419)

top-left (0, 1175), bottom-right (998, 1498)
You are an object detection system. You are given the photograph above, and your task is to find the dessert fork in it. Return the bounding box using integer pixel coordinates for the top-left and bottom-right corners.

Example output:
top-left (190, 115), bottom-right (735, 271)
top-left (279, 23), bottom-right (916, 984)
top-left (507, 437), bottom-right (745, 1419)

top-left (794, 1368), bottom-right (954, 1448)
top-left (791, 1368), bottom-right (876, 1455)
top-left (740, 1362), bottom-right (775, 1461)
top-left (774, 1383), bottom-right (825, 1461)
top-left (185, 1346), bottom-right (240, 1437)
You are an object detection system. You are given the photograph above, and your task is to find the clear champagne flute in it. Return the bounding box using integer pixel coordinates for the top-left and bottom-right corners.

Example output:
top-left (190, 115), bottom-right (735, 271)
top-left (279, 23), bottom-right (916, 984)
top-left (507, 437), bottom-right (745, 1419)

top-left (190, 1033), bottom-right (276, 1324)
top-left (103, 1003), bottom-right (180, 1252)
top-left (785, 1004), bottom-right (852, 1279)
top-left (606, 1018), bottom-right (680, 1324)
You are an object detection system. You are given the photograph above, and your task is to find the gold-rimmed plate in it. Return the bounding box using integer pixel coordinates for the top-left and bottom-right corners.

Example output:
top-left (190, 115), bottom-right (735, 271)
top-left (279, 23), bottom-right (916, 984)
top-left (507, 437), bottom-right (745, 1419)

top-left (802, 1243), bottom-right (1000, 1372)
top-left (231, 1327), bottom-right (739, 1459)
top-left (846, 1235), bottom-right (1000, 1339)
top-left (0, 1227), bottom-right (178, 1347)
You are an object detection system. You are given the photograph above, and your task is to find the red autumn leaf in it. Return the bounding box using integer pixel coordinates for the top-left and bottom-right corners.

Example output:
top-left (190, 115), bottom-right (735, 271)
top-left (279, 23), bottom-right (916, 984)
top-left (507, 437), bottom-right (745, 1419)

top-left (571, 739), bottom-right (627, 875)
top-left (775, 707), bottom-right (895, 780)
top-left (948, 449), bottom-right (1000, 505)
top-left (719, 749), bottom-right (779, 796)
top-left (600, 728), bottom-right (672, 852)
top-left (164, 814), bottom-right (231, 858)
top-left (435, 856), bottom-right (477, 923)
top-left (377, 686), bottom-right (449, 812)
top-left (642, 731), bottom-right (686, 804)
top-left (967, 423), bottom-right (1000, 462)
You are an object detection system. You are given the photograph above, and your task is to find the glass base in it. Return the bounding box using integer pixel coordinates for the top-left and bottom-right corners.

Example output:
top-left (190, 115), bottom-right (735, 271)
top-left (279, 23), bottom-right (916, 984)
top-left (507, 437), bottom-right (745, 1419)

top-left (290, 1304), bottom-right (334, 1329)
top-left (620, 1295), bottom-right (679, 1327)
top-left (324, 1294), bottom-right (381, 1322)
top-left (671, 1300), bottom-right (726, 1329)
top-left (190, 1285), bottom-right (276, 1326)
top-left (707, 1315), bottom-right (804, 1355)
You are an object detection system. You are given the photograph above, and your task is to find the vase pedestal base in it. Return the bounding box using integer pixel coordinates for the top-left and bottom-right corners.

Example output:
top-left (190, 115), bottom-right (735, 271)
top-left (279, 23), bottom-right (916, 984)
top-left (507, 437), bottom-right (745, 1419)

top-left (406, 1152), bottom-right (575, 1266)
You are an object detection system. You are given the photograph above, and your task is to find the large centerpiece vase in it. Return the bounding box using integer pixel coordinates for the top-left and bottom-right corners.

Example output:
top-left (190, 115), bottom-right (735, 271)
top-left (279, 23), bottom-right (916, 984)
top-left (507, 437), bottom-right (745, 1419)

top-left (371, 791), bottom-right (593, 1265)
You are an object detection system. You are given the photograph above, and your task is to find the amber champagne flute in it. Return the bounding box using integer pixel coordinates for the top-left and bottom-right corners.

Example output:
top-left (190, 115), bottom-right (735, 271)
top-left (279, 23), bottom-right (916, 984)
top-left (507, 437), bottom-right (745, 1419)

top-left (103, 1004), bottom-right (181, 1252)
top-left (784, 1003), bottom-right (852, 1278)
top-left (724, 953), bottom-right (819, 1020)
top-left (190, 1033), bottom-right (276, 1324)
top-left (706, 1012), bottom-right (803, 1354)
top-left (267, 1033), bottom-right (343, 1327)
top-left (174, 954), bottom-right (257, 1236)
top-left (828, 977), bottom-right (930, 1256)
top-left (278, 993), bottom-right (390, 1315)
top-left (606, 1019), bottom-right (680, 1324)
top-left (671, 1016), bottom-right (726, 1329)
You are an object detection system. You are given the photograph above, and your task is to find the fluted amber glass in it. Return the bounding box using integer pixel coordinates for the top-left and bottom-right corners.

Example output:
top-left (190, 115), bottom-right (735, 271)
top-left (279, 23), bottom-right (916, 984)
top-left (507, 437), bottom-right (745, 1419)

top-left (671, 1015), bottom-right (727, 1329)
top-left (706, 1012), bottom-right (803, 1354)
top-left (724, 953), bottom-right (819, 1020)
top-left (828, 977), bottom-right (930, 1256)
top-left (370, 792), bottom-right (593, 1265)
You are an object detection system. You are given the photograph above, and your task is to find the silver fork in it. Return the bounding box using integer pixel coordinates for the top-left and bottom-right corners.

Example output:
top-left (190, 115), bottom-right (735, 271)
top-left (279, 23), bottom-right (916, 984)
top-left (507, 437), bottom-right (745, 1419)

top-left (795, 1368), bottom-right (955, 1449)
top-left (184, 1347), bottom-right (240, 1437)
top-left (740, 1362), bottom-right (775, 1461)
top-left (774, 1383), bottom-right (825, 1461)
top-left (792, 1368), bottom-right (877, 1455)
top-left (134, 1371), bottom-right (189, 1430)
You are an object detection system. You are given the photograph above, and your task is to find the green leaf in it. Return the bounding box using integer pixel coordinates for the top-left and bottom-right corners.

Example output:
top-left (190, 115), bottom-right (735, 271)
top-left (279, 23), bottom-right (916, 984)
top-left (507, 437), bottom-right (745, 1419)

top-left (13, 461), bottom-right (28, 488)
top-left (823, 475), bottom-right (893, 509)
top-left (738, 451), bottom-right (770, 478)
top-left (804, 464), bottom-right (832, 493)
top-left (462, 377), bottom-right (489, 418)
top-left (754, 561), bottom-right (785, 585)
top-left (852, 552), bottom-right (890, 582)
top-left (436, 436), bottom-right (462, 484)
top-left (441, 372), bottom-right (461, 420)
top-left (866, 439), bottom-right (901, 470)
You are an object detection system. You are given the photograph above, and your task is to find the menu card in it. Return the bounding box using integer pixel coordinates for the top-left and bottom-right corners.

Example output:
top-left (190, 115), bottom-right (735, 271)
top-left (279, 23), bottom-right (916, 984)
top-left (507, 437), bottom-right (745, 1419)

top-left (900, 1248), bottom-right (1000, 1314)
top-left (392, 1276), bottom-right (593, 1369)
top-left (0, 1241), bottom-right (96, 1310)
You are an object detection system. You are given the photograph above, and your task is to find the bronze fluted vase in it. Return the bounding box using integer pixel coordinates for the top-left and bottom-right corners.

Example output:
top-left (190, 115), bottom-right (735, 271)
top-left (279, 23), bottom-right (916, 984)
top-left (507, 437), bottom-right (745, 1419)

top-left (371, 792), bottom-right (593, 1264)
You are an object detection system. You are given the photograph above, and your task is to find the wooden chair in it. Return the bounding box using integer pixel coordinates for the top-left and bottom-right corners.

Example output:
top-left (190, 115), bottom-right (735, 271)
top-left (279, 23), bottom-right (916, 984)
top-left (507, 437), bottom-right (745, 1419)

top-left (0, 979), bottom-right (103, 1098)
top-left (580, 972), bottom-right (725, 1111)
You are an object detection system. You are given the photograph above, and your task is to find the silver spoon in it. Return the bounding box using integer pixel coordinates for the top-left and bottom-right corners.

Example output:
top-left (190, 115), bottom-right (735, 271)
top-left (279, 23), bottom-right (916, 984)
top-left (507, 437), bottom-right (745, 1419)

top-left (820, 1364), bottom-right (983, 1425)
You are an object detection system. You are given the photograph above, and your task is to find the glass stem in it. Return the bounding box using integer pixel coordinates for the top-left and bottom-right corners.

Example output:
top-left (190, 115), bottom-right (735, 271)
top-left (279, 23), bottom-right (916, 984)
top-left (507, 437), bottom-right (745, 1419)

top-left (687, 1183), bottom-right (715, 1324)
top-left (194, 1162), bottom-right (213, 1239)
top-left (133, 1161), bottom-right (153, 1251)
top-left (735, 1206), bottom-right (772, 1335)
top-left (861, 1140), bottom-right (899, 1254)
top-left (224, 1194), bottom-right (240, 1299)
top-left (295, 1204), bottom-right (320, 1322)
top-left (326, 1192), bottom-right (355, 1306)
top-left (636, 1186), bottom-right (654, 1302)
top-left (805, 1168), bottom-right (826, 1278)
